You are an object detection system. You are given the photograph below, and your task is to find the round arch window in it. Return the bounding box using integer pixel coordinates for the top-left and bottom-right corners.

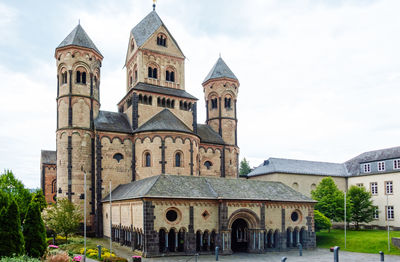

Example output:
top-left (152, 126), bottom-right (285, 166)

top-left (291, 211), bottom-right (299, 222)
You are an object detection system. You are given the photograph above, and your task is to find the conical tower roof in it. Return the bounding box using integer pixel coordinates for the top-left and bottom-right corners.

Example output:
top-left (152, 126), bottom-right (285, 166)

top-left (57, 24), bottom-right (102, 56)
top-left (203, 57), bottom-right (237, 84)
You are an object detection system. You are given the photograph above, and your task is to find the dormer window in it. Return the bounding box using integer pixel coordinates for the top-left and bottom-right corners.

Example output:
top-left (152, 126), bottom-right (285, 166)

top-left (166, 70), bottom-right (175, 82)
top-left (157, 34), bottom-right (166, 47)
top-left (363, 163), bottom-right (371, 173)
top-left (148, 66), bottom-right (158, 79)
top-left (378, 161), bottom-right (385, 171)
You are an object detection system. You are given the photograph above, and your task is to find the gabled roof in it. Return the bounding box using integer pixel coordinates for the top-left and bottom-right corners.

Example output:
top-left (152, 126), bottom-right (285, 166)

top-left (40, 150), bottom-right (56, 165)
top-left (197, 124), bottom-right (225, 145)
top-left (345, 146), bottom-right (400, 176)
top-left (247, 157), bottom-right (349, 177)
top-left (203, 57), bottom-right (238, 84)
top-left (94, 111), bottom-right (133, 134)
top-left (135, 109), bottom-right (192, 133)
top-left (57, 24), bottom-right (102, 56)
top-left (131, 11), bottom-right (183, 54)
top-left (102, 174), bottom-right (315, 203)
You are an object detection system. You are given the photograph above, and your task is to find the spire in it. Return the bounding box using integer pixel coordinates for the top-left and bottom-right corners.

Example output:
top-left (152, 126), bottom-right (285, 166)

top-left (57, 24), bottom-right (102, 57)
top-left (202, 57), bottom-right (238, 84)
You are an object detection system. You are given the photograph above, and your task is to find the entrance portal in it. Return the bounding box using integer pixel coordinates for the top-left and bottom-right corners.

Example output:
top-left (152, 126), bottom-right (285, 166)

top-left (231, 218), bottom-right (248, 252)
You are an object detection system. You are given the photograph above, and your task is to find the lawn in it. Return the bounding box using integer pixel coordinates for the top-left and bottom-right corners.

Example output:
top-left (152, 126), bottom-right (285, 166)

top-left (316, 229), bottom-right (400, 255)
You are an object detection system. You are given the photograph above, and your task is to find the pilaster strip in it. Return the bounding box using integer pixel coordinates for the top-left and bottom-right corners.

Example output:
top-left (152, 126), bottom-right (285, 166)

top-left (95, 135), bottom-right (103, 237)
top-left (132, 142), bottom-right (136, 181)
top-left (91, 138), bottom-right (95, 215)
top-left (189, 140), bottom-right (194, 176)
top-left (220, 146), bottom-right (226, 177)
top-left (192, 102), bottom-right (197, 133)
top-left (159, 139), bottom-right (166, 174)
top-left (132, 93), bottom-right (139, 130)
top-left (67, 136), bottom-right (72, 200)
top-left (218, 97), bottom-right (222, 136)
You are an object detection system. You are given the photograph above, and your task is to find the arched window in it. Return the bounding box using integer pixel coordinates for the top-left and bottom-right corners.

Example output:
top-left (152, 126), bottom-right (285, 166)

top-left (149, 96), bottom-right (152, 105)
top-left (162, 98), bottom-right (166, 107)
top-left (113, 153), bottom-right (124, 163)
top-left (82, 72), bottom-right (86, 84)
top-left (144, 95), bottom-right (148, 104)
top-left (175, 152), bottom-right (182, 167)
top-left (179, 101), bottom-right (183, 110)
top-left (224, 97), bottom-right (231, 109)
top-left (138, 94), bottom-right (143, 103)
top-left (130, 76), bottom-right (133, 86)
top-left (184, 102), bottom-right (188, 110)
top-left (76, 71), bottom-right (81, 83)
top-left (157, 97), bottom-right (161, 106)
top-left (204, 161), bottom-right (212, 170)
top-left (134, 70), bottom-right (138, 81)
top-left (171, 71), bottom-right (175, 82)
top-left (51, 179), bottom-right (56, 193)
top-left (166, 99), bottom-right (171, 108)
top-left (166, 71), bottom-right (170, 81)
top-left (145, 152), bottom-right (151, 167)
top-left (211, 98), bottom-right (218, 109)
top-left (153, 68), bottom-right (158, 79)
top-left (171, 100), bottom-right (175, 108)
top-left (61, 71), bottom-right (68, 84)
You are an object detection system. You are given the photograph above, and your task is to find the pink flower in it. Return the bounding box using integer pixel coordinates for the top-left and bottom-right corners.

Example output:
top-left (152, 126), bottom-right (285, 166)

top-left (48, 245), bottom-right (59, 249)
top-left (73, 256), bottom-right (82, 261)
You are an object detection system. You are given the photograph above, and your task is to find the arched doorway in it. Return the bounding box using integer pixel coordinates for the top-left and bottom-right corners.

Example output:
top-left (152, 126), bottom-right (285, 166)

top-left (168, 228), bottom-right (176, 252)
top-left (159, 229), bottom-right (166, 252)
top-left (177, 229), bottom-right (185, 252)
top-left (231, 218), bottom-right (249, 252)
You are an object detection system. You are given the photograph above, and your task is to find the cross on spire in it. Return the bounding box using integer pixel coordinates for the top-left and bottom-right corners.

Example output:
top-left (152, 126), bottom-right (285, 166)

top-left (153, 0), bottom-right (157, 11)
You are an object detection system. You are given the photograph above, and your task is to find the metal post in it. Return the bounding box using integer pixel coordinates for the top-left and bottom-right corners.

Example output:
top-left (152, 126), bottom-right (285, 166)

top-left (344, 191), bottom-right (346, 249)
top-left (84, 170), bottom-right (87, 262)
top-left (330, 246), bottom-right (340, 262)
top-left (97, 245), bottom-right (102, 260)
top-left (195, 253), bottom-right (199, 262)
top-left (379, 251), bottom-right (384, 261)
top-left (110, 181), bottom-right (112, 254)
top-left (215, 246), bottom-right (219, 261)
top-left (281, 257), bottom-right (287, 262)
top-left (298, 243), bottom-right (302, 256)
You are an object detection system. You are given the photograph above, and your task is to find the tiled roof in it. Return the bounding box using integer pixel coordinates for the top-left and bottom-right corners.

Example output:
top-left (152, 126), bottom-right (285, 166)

top-left (131, 11), bottom-right (183, 54)
top-left (57, 24), bottom-right (102, 56)
top-left (102, 174), bottom-right (315, 203)
top-left (247, 158), bottom-right (349, 177)
top-left (203, 57), bottom-right (238, 84)
top-left (41, 150), bottom-right (56, 165)
top-left (345, 146), bottom-right (400, 176)
top-left (132, 82), bottom-right (197, 100)
top-left (197, 124), bottom-right (225, 145)
top-left (94, 111), bottom-right (133, 134)
top-left (135, 109), bottom-right (192, 133)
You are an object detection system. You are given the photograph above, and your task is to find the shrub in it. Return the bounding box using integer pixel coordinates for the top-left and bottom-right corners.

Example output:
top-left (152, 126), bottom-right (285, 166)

top-left (45, 251), bottom-right (70, 262)
top-left (0, 197), bottom-right (24, 257)
top-left (103, 257), bottom-right (127, 262)
top-left (314, 210), bottom-right (332, 231)
top-left (0, 255), bottom-right (41, 262)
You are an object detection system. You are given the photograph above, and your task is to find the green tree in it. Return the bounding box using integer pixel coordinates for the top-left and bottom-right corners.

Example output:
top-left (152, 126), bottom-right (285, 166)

top-left (348, 185), bottom-right (375, 230)
top-left (43, 198), bottom-right (82, 243)
top-left (23, 202), bottom-right (47, 258)
top-left (0, 170), bottom-right (32, 222)
top-left (239, 158), bottom-right (251, 177)
top-left (314, 210), bottom-right (332, 231)
top-left (31, 190), bottom-right (47, 212)
top-left (311, 177), bottom-right (351, 222)
top-left (0, 196), bottom-right (24, 256)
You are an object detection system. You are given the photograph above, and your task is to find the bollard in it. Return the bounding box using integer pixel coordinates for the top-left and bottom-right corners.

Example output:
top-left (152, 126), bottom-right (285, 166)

top-left (97, 245), bottom-right (102, 260)
top-left (330, 246), bottom-right (340, 262)
top-left (379, 251), bottom-right (384, 261)
top-left (281, 257), bottom-right (287, 262)
top-left (297, 243), bottom-right (302, 256)
top-left (195, 253), bottom-right (199, 262)
top-left (215, 246), bottom-right (219, 261)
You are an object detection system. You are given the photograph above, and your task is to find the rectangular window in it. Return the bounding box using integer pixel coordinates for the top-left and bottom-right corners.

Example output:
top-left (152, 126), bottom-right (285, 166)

top-left (394, 159), bottom-right (400, 170)
top-left (385, 181), bottom-right (393, 194)
top-left (387, 206), bottom-right (394, 220)
top-left (370, 182), bottom-right (378, 195)
top-left (373, 207), bottom-right (379, 219)
top-left (378, 161), bottom-right (385, 171)
top-left (363, 163), bottom-right (371, 173)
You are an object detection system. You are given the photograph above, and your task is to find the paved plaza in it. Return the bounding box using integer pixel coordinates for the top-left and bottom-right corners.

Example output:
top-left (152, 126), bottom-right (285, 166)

top-left (141, 248), bottom-right (399, 262)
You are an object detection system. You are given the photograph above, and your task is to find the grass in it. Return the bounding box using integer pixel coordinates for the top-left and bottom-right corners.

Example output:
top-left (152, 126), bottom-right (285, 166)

top-left (316, 229), bottom-right (400, 255)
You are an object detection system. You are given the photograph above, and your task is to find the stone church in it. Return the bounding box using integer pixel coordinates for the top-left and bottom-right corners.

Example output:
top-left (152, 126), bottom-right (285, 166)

top-left (40, 7), bottom-right (316, 257)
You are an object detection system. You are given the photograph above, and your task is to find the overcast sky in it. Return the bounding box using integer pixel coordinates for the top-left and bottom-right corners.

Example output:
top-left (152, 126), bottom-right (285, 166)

top-left (1, 0), bottom-right (400, 188)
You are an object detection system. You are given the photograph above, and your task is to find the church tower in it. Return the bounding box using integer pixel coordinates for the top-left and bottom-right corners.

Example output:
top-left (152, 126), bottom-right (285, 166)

top-left (202, 57), bottom-right (239, 146)
top-left (55, 24), bottom-right (103, 229)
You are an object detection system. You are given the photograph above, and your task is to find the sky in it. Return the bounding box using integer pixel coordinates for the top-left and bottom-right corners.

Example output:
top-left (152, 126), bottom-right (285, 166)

top-left (1, 0), bottom-right (400, 189)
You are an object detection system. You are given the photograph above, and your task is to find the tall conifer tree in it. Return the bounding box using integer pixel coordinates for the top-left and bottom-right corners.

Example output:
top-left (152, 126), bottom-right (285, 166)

top-left (0, 197), bottom-right (24, 256)
top-left (23, 202), bottom-right (47, 258)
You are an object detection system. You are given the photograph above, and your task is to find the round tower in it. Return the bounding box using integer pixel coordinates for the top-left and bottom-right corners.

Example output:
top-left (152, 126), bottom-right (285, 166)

top-left (55, 24), bottom-right (103, 229)
top-left (202, 57), bottom-right (239, 146)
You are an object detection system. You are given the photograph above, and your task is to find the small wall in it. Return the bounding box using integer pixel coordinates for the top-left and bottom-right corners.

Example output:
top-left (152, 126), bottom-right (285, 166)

top-left (392, 237), bottom-right (400, 249)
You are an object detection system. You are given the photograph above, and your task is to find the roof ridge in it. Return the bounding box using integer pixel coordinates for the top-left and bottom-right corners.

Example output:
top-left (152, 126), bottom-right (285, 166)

top-left (57, 24), bottom-right (102, 56)
top-left (143, 175), bottom-right (162, 196)
top-left (203, 57), bottom-right (238, 84)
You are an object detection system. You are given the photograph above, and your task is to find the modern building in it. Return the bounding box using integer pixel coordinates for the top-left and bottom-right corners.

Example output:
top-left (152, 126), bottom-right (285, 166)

top-left (248, 146), bottom-right (400, 229)
top-left (40, 7), bottom-right (316, 257)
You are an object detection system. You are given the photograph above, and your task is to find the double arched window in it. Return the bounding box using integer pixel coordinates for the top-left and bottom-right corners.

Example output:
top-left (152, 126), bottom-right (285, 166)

top-left (157, 97), bottom-right (175, 109)
top-left (138, 94), bottom-right (152, 105)
top-left (76, 69), bottom-right (87, 84)
top-left (61, 71), bottom-right (68, 84)
top-left (157, 34), bottom-right (167, 47)
top-left (179, 101), bottom-right (192, 111)
top-left (166, 70), bottom-right (175, 82)
top-left (224, 97), bottom-right (232, 109)
top-left (148, 66), bottom-right (158, 79)
top-left (211, 98), bottom-right (218, 109)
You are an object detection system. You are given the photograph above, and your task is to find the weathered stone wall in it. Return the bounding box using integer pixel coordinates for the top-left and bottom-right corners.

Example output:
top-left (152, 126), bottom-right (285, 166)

top-left (199, 146), bottom-right (222, 177)
top-left (42, 164), bottom-right (57, 204)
